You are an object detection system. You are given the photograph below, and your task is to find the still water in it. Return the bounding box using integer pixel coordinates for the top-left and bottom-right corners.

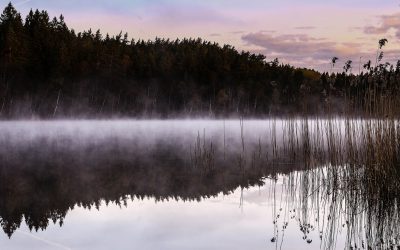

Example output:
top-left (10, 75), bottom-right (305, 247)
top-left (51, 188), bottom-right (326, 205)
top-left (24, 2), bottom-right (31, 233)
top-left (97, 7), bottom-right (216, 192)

top-left (1, 178), bottom-right (344, 250)
top-left (0, 120), bottom-right (397, 249)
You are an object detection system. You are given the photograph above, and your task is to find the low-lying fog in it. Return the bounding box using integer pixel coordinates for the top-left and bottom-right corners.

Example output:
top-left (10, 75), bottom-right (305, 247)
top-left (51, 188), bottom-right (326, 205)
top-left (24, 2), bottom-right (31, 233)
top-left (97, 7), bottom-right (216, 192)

top-left (0, 119), bottom-right (353, 159)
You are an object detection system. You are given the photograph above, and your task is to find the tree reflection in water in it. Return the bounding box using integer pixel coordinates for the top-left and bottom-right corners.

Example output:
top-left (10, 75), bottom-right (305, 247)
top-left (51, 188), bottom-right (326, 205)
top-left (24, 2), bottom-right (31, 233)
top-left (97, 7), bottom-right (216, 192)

top-left (0, 119), bottom-right (399, 250)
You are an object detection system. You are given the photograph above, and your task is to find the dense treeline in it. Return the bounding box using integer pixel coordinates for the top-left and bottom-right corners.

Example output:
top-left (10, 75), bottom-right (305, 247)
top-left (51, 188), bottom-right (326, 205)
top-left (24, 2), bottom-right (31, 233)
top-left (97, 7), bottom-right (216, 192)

top-left (0, 3), bottom-right (398, 118)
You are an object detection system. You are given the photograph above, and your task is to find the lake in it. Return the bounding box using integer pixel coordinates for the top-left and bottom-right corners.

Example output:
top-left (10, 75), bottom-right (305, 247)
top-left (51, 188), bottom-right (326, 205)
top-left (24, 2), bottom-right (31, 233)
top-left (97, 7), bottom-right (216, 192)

top-left (0, 120), bottom-right (398, 249)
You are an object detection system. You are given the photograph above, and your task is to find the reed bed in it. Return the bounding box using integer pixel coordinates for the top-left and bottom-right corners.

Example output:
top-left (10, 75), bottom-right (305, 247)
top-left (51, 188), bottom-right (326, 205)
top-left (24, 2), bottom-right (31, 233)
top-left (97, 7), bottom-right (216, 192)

top-left (188, 105), bottom-right (400, 249)
top-left (269, 117), bottom-right (400, 249)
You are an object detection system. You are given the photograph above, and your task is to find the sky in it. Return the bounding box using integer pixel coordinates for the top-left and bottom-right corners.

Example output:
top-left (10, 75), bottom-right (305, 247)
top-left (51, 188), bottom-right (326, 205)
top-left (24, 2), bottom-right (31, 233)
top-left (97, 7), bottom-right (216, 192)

top-left (2, 0), bottom-right (400, 72)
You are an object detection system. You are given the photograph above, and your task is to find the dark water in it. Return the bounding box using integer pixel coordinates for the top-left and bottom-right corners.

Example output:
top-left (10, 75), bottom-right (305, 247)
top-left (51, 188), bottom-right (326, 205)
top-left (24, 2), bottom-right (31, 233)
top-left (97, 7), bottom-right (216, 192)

top-left (0, 120), bottom-right (398, 249)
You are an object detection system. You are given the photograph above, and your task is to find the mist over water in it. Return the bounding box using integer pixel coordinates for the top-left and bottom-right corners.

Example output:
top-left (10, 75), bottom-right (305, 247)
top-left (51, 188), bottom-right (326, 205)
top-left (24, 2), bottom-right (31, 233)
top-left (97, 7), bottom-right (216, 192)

top-left (0, 119), bottom-right (398, 249)
top-left (0, 120), bottom-right (294, 170)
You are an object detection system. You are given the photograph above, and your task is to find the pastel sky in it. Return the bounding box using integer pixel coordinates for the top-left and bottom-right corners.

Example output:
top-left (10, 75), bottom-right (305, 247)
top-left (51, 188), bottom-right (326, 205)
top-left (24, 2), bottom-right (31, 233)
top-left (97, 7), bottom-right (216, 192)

top-left (2, 0), bottom-right (400, 71)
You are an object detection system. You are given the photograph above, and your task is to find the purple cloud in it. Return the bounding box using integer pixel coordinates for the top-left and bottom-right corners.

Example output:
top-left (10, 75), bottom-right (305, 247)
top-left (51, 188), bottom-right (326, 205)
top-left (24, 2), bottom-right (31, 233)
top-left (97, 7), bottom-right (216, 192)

top-left (241, 32), bottom-right (336, 58)
top-left (241, 32), bottom-right (399, 71)
top-left (294, 26), bottom-right (316, 30)
top-left (364, 13), bottom-right (400, 39)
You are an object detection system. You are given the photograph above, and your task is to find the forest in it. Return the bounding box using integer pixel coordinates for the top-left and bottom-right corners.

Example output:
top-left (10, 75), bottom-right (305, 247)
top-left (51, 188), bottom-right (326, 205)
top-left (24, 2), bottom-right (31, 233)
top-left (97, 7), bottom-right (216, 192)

top-left (0, 3), bottom-right (399, 118)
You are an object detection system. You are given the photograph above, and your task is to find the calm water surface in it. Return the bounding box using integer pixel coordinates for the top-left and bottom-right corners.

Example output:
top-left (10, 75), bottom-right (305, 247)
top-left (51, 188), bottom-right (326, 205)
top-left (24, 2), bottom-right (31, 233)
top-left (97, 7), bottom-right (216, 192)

top-left (0, 120), bottom-right (395, 249)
